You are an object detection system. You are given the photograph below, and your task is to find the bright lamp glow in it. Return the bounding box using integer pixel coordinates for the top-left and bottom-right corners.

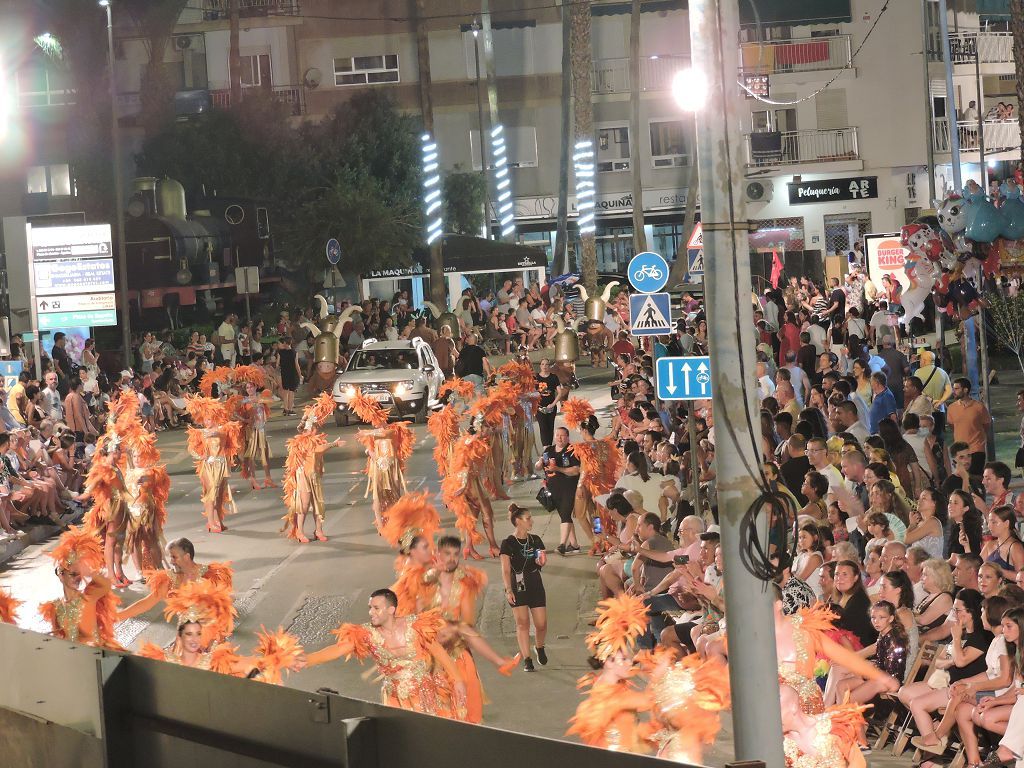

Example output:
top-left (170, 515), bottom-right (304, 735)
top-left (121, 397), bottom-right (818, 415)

top-left (573, 138), bottom-right (596, 234)
top-left (490, 123), bottom-right (516, 237)
top-left (672, 68), bottom-right (708, 112)
top-left (0, 55), bottom-right (10, 140)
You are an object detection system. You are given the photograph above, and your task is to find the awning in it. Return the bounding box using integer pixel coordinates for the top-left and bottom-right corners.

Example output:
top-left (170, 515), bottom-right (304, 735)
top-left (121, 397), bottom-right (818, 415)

top-left (591, 1), bottom-right (684, 17)
top-left (739, 0), bottom-right (851, 26)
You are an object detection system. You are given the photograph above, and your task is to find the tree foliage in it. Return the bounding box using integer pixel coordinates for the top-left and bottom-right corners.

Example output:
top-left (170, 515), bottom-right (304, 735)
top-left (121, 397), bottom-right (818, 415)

top-left (986, 290), bottom-right (1024, 371)
top-left (135, 90), bottom-right (423, 281)
top-left (443, 169), bottom-right (487, 235)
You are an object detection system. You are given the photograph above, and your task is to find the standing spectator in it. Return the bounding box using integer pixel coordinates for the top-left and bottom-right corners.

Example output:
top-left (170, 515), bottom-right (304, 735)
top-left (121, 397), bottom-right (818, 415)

top-left (410, 316), bottom-right (438, 345)
top-left (535, 358), bottom-right (566, 447)
top-left (277, 336), bottom-right (300, 416)
top-left (7, 371), bottom-right (28, 426)
top-left (81, 338), bottom-right (99, 378)
top-left (868, 372), bottom-right (899, 434)
top-left (216, 313), bottom-right (237, 367)
top-left (138, 331), bottom-right (159, 374)
top-left (877, 335), bottom-right (910, 408)
top-left (51, 331), bottom-right (72, 381)
top-left (500, 504), bottom-right (548, 673)
top-left (431, 325), bottom-right (458, 379)
top-left (916, 350), bottom-right (953, 440)
top-left (236, 323), bottom-right (252, 365)
top-left (63, 379), bottom-right (96, 441)
top-left (537, 426), bottom-right (581, 555)
top-left (456, 333), bottom-right (490, 390)
top-left (947, 377), bottom-right (991, 476)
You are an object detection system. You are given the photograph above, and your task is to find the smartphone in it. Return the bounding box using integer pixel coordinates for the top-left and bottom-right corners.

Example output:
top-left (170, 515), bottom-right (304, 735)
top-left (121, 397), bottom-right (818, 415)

top-left (673, 554), bottom-right (690, 566)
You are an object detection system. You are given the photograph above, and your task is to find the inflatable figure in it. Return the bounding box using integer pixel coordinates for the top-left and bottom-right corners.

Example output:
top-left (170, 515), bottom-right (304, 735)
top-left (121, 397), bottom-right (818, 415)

top-left (999, 180), bottom-right (1024, 240)
top-left (963, 180), bottom-right (1005, 244)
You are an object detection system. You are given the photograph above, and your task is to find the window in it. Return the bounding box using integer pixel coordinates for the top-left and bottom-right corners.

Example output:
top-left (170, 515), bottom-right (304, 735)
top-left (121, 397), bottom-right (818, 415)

top-left (240, 54), bottom-right (272, 87)
top-left (649, 119), bottom-right (690, 168)
top-left (17, 62), bottom-right (73, 107)
top-left (25, 164), bottom-right (73, 197)
top-left (469, 127), bottom-right (539, 169)
top-left (596, 125), bottom-right (630, 173)
top-left (334, 55), bottom-right (399, 86)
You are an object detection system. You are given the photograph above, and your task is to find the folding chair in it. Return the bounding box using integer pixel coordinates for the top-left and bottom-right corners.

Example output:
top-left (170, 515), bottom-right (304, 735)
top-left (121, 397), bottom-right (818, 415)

top-left (889, 642), bottom-right (942, 756)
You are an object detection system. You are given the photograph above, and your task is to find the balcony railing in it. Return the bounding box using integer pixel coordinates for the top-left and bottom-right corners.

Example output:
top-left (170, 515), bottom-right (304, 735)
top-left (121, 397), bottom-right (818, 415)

top-left (947, 32), bottom-right (1013, 65)
top-left (739, 35), bottom-right (851, 76)
top-left (591, 54), bottom-right (689, 94)
top-left (202, 0), bottom-right (300, 20)
top-left (209, 84), bottom-right (306, 116)
top-left (932, 117), bottom-right (1021, 154)
top-left (745, 127), bottom-right (859, 167)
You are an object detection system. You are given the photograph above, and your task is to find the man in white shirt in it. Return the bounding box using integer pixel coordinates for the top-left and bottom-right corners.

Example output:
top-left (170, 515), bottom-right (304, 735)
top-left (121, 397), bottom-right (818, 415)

top-left (806, 437), bottom-right (843, 494)
top-left (756, 360), bottom-right (776, 401)
top-left (806, 320), bottom-right (828, 355)
top-left (783, 352), bottom-right (810, 404)
top-left (41, 372), bottom-right (63, 421)
top-left (217, 313), bottom-right (237, 367)
top-left (834, 400), bottom-right (869, 444)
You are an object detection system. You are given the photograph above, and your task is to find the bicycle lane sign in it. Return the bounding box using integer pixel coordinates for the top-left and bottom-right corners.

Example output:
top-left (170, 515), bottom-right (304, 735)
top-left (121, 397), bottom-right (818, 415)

top-left (627, 251), bottom-right (669, 293)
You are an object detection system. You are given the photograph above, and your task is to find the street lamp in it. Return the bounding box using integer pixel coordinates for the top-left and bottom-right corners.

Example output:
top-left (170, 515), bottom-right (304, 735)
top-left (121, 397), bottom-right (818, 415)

top-left (99, 0), bottom-right (133, 369)
top-left (671, 67), bottom-right (708, 113)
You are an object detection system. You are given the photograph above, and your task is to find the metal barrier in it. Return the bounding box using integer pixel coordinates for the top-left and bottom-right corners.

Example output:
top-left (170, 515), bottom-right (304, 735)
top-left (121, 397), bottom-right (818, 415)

top-left (0, 625), bottom-right (692, 768)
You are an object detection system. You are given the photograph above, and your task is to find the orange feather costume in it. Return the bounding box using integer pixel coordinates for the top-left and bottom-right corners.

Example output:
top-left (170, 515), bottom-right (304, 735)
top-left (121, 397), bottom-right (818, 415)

top-left (441, 432), bottom-right (490, 547)
top-left (561, 398), bottom-right (622, 548)
top-left (349, 392), bottom-right (413, 524)
top-left (383, 492), bottom-right (443, 616)
top-left (281, 393), bottom-right (337, 540)
top-left (0, 586), bottom-right (22, 625)
top-left (39, 526), bottom-right (121, 649)
top-left (117, 561), bottom-right (234, 622)
top-left (186, 396), bottom-right (243, 524)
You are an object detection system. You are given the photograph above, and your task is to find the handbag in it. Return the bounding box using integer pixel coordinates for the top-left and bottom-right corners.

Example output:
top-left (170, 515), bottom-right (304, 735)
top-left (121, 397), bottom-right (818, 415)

top-left (1015, 446), bottom-right (1024, 469)
top-left (926, 668), bottom-right (950, 689)
top-left (535, 483), bottom-right (557, 512)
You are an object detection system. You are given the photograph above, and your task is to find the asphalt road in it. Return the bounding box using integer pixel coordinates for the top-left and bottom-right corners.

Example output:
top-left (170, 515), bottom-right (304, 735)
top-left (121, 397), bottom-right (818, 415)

top-left (0, 367), bottom-right (929, 767)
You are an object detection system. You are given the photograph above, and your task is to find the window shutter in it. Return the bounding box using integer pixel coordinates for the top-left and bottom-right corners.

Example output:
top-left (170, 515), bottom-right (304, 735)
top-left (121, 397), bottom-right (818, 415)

top-left (815, 88), bottom-right (848, 130)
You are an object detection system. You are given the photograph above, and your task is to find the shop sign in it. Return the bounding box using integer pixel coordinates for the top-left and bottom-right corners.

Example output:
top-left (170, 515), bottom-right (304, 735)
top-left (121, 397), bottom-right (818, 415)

top-left (787, 177), bottom-right (878, 205)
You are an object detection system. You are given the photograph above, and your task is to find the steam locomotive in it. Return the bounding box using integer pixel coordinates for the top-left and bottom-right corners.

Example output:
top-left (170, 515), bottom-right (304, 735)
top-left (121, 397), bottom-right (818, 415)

top-left (123, 176), bottom-right (273, 320)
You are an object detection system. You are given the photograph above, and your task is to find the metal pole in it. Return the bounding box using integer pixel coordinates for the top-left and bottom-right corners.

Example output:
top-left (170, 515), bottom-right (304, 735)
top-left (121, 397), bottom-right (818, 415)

top-left (921, 0), bottom-right (937, 204)
top-left (688, 401), bottom-right (702, 518)
top-left (688, 1), bottom-right (784, 764)
top-left (938, 0), bottom-right (963, 190)
top-left (974, 43), bottom-right (987, 190)
top-left (105, 3), bottom-right (132, 370)
top-left (472, 25), bottom-right (491, 240)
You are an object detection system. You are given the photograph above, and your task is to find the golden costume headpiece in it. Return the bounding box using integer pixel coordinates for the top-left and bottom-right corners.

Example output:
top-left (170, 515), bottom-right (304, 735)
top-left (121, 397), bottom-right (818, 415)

top-left (300, 392), bottom-right (337, 432)
top-left (378, 492), bottom-right (441, 552)
top-left (48, 526), bottom-right (104, 573)
top-left (163, 579), bottom-right (236, 648)
top-left (348, 390), bottom-right (389, 428)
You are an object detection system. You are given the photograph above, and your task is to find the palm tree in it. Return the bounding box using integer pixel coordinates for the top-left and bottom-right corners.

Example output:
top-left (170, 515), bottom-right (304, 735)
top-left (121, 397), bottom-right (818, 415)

top-left (554, 0), bottom-right (572, 275)
top-left (629, 0), bottom-right (647, 254)
top-left (120, 0), bottom-right (190, 135)
top-left (570, 0), bottom-right (598, 294)
top-left (1012, 0), bottom-right (1024, 166)
top-left (229, 0), bottom-right (241, 106)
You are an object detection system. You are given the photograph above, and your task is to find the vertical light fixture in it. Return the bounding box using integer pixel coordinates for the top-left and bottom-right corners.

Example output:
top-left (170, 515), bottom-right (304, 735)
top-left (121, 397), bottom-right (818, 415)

top-left (0, 53), bottom-right (10, 141)
top-left (421, 132), bottom-right (443, 244)
top-left (491, 124), bottom-right (515, 237)
top-left (573, 138), bottom-right (596, 234)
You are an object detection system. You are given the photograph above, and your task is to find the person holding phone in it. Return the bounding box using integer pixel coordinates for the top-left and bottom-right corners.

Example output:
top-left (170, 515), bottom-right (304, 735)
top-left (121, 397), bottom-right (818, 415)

top-left (536, 426), bottom-right (581, 555)
top-left (500, 504), bottom-right (548, 672)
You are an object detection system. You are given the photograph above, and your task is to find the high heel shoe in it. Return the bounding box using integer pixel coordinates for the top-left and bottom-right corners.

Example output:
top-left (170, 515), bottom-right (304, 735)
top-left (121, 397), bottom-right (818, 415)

top-left (296, 533), bottom-right (310, 544)
top-left (315, 532), bottom-right (328, 542)
top-left (207, 523), bottom-right (223, 534)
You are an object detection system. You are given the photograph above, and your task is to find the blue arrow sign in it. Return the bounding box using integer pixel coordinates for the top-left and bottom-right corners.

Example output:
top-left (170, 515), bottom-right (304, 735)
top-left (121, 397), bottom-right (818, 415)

top-left (627, 251), bottom-right (669, 293)
top-left (656, 356), bottom-right (713, 401)
top-left (629, 292), bottom-right (672, 336)
top-left (326, 238), bottom-right (342, 265)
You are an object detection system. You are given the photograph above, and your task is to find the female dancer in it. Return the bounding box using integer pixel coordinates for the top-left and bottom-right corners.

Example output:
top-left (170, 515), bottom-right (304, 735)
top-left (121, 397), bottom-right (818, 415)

top-left (563, 398), bottom-right (622, 554)
top-left (240, 382), bottom-right (275, 491)
top-left (348, 392), bottom-right (413, 532)
top-left (185, 396), bottom-right (243, 533)
top-left (281, 393), bottom-right (344, 543)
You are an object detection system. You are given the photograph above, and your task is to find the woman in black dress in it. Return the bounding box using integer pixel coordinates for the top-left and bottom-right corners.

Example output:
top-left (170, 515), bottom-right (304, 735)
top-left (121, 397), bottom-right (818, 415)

top-left (500, 504), bottom-right (548, 672)
top-left (277, 337), bottom-right (301, 416)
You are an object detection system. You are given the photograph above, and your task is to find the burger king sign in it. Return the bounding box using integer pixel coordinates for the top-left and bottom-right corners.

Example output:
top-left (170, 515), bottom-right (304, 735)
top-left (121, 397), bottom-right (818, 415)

top-left (864, 232), bottom-right (911, 292)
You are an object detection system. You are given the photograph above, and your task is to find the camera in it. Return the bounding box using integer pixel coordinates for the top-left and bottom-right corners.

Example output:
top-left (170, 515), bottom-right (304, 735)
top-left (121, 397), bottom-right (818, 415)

top-left (673, 554), bottom-right (690, 566)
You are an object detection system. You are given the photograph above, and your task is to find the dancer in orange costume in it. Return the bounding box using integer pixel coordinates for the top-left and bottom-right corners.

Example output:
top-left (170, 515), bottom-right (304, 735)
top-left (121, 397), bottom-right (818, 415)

top-left (492, 360), bottom-right (540, 481)
top-left (348, 391), bottom-right (413, 531)
top-left (82, 444), bottom-right (129, 586)
top-left (442, 430), bottom-right (499, 560)
top-left (430, 535), bottom-right (519, 723)
top-left (185, 396), bottom-right (243, 533)
top-left (281, 393), bottom-right (344, 543)
top-left (304, 589), bottom-right (468, 719)
top-left (468, 384), bottom-right (515, 501)
top-left (641, 649), bottom-right (731, 763)
top-left (781, 685), bottom-right (869, 768)
top-left (117, 537), bottom-right (232, 621)
top-left (38, 526), bottom-right (121, 648)
top-left (381, 491), bottom-right (442, 614)
top-left (0, 586), bottom-right (22, 625)
top-left (240, 382), bottom-right (275, 491)
top-left (251, 625), bottom-right (307, 685)
top-left (774, 601), bottom-right (897, 716)
top-left (567, 593), bottom-right (653, 753)
top-left (428, 378), bottom-right (474, 482)
top-left (136, 579), bottom-right (248, 674)
top-left (562, 398), bottom-right (623, 553)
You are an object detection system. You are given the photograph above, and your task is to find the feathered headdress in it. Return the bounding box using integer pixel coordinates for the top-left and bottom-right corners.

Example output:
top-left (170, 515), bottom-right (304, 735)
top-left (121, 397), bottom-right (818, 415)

top-left (184, 395), bottom-right (232, 427)
top-left (562, 398), bottom-right (595, 432)
top-left (253, 626), bottom-right (306, 685)
top-left (0, 587), bottom-right (22, 625)
top-left (232, 365), bottom-right (267, 390)
top-left (586, 594), bottom-right (648, 661)
top-left (439, 378), bottom-right (476, 403)
top-left (348, 390), bottom-right (389, 428)
top-left (378, 491), bottom-right (441, 552)
top-left (48, 526), bottom-right (104, 572)
top-left (493, 360), bottom-right (536, 397)
top-left (163, 579), bottom-right (236, 648)
top-left (300, 391), bottom-right (337, 432)
top-left (198, 366), bottom-right (236, 397)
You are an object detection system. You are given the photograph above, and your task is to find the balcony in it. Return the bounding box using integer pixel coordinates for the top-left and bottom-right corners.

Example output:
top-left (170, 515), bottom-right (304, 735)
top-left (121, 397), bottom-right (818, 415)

top-left (745, 127), bottom-right (859, 167)
top-left (739, 35), bottom-right (851, 76)
top-left (591, 54), bottom-right (689, 94)
top-left (202, 0), bottom-right (300, 19)
top-left (932, 117), bottom-right (1021, 155)
top-left (947, 32), bottom-right (1013, 65)
top-left (209, 84), bottom-right (306, 116)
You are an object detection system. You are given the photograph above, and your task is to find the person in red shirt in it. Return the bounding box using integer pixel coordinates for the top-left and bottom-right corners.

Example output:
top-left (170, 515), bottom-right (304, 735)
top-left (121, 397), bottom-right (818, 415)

top-left (612, 331), bottom-right (635, 360)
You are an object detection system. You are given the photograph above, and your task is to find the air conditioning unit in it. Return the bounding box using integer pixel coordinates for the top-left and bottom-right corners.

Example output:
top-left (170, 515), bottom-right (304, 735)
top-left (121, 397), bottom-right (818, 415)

top-left (745, 179), bottom-right (773, 204)
top-left (174, 35), bottom-right (197, 51)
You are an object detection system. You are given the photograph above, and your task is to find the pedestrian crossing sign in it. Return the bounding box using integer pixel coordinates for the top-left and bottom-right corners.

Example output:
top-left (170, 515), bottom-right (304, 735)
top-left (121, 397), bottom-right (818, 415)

top-left (687, 248), bottom-right (704, 276)
top-left (629, 291), bottom-right (673, 336)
